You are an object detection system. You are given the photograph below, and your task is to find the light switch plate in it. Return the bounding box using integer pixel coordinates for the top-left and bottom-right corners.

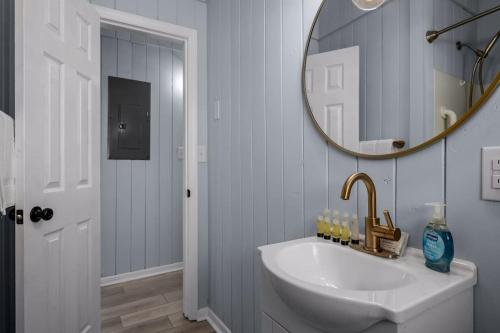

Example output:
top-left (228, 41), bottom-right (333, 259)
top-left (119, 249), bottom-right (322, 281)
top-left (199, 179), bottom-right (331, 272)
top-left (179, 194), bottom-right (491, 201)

top-left (177, 146), bottom-right (184, 160)
top-left (482, 147), bottom-right (500, 201)
top-left (493, 175), bottom-right (500, 189)
top-left (198, 145), bottom-right (207, 163)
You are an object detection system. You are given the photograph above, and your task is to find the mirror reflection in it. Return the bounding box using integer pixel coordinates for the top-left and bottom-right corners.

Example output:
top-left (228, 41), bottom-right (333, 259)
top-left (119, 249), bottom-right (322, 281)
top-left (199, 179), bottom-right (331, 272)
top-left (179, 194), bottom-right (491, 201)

top-left (304, 0), bottom-right (499, 155)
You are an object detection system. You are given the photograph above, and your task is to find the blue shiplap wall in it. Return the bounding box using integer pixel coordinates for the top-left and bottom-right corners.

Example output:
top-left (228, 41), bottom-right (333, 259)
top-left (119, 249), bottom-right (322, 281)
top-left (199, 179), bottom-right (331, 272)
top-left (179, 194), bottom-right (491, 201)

top-left (100, 31), bottom-right (185, 276)
top-left (206, 0), bottom-right (500, 332)
top-left (91, 0), bottom-right (209, 307)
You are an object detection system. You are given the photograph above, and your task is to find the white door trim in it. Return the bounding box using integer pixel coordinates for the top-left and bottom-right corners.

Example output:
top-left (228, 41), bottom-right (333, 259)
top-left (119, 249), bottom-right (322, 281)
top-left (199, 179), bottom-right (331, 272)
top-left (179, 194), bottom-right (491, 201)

top-left (93, 5), bottom-right (199, 320)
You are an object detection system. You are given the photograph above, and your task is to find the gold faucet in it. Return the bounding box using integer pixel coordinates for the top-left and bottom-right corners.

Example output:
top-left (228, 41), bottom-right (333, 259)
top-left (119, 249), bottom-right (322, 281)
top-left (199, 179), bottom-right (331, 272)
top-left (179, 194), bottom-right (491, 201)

top-left (341, 173), bottom-right (401, 257)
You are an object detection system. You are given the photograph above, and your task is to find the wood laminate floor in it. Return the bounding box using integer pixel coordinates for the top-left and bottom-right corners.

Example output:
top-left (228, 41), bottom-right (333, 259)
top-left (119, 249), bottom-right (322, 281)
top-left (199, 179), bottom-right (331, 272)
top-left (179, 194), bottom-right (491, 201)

top-left (101, 271), bottom-right (215, 333)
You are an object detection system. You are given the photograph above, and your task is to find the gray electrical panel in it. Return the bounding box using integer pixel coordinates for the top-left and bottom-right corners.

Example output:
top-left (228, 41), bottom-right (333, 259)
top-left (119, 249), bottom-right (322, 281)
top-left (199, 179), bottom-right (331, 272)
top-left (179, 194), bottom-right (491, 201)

top-left (108, 76), bottom-right (151, 160)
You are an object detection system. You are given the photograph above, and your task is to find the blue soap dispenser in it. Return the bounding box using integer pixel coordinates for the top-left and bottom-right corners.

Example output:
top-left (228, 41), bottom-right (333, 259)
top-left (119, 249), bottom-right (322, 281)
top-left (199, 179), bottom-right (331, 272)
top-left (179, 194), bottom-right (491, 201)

top-left (422, 203), bottom-right (454, 273)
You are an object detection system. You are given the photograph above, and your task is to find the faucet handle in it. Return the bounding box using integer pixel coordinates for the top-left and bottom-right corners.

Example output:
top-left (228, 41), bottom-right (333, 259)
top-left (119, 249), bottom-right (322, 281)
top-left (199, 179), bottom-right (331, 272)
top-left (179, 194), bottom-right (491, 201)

top-left (383, 209), bottom-right (395, 230)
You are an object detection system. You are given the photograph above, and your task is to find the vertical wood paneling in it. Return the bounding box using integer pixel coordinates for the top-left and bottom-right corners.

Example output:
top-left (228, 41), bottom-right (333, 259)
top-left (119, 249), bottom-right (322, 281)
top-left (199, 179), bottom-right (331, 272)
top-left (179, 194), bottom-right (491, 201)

top-left (230, 0), bottom-right (243, 331)
top-left (159, 47), bottom-right (174, 266)
top-left (130, 40), bottom-right (147, 271)
top-left (172, 49), bottom-right (184, 262)
top-left (115, 0), bottom-right (135, 14)
top-left (265, 0), bottom-right (285, 245)
top-left (397, 0), bottom-right (410, 143)
top-left (353, 16), bottom-right (367, 141)
top-left (303, 0), bottom-right (329, 238)
top-left (239, 0), bottom-right (255, 332)
top-left (158, 0), bottom-right (178, 23)
top-left (329, 152), bottom-right (358, 215)
top-left (205, 1), bottom-right (500, 333)
top-left (382, 1), bottom-right (399, 140)
top-left (396, 142), bottom-right (445, 247)
top-left (177, 0), bottom-right (196, 28)
top-left (447, 93), bottom-right (500, 333)
top-left (92, 0), bottom-right (210, 308)
top-left (283, 0), bottom-right (304, 241)
top-left (365, 9), bottom-right (382, 141)
top-left (136, 0), bottom-right (157, 19)
top-left (251, 0), bottom-right (268, 330)
top-left (101, 36), bottom-right (118, 277)
top-left (100, 34), bottom-right (184, 276)
top-left (115, 37), bottom-right (133, 274)
top-left (146, 44), bottom-right (161, 268)
top-left (195, 0), bottom-right (210, 308)
top-left (207, 0), bottom-right (223, 317)
top-left (220, 0), bottom-right (233, 324)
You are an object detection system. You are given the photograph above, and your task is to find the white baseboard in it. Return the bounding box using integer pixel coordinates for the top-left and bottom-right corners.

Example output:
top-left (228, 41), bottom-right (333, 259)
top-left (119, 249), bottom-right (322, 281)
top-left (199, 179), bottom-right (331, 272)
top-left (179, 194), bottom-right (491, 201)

top-left (198, 307), bottom-right (231, 333)
top-left (101, 262), bottom-right (183, 287)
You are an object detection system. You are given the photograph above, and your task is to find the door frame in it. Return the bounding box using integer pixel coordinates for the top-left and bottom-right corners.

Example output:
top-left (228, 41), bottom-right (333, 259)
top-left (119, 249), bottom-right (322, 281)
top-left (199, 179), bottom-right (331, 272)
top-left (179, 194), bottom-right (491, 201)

top-left (94, 5), bottom-right (199, 320)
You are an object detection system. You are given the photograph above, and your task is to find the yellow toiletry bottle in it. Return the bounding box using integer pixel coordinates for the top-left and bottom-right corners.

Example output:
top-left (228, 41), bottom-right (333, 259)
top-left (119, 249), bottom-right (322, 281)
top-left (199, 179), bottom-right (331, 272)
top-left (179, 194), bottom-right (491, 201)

top-left (316, 216), bottom-right (324, 237)
top-left (341, 221), bottom-right (350, 246)
top-left (323, 216), bottom-right (332, 240)
top-left (331, 210), bottom-right (339, 243)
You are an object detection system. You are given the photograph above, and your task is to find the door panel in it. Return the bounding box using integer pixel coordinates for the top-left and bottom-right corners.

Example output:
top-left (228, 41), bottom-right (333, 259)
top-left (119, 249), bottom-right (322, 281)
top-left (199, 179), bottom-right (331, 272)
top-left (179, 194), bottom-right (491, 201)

top-left (306, 46), bottom-right (360, 151)
top-left (19, 0), bottom-right (100, 331)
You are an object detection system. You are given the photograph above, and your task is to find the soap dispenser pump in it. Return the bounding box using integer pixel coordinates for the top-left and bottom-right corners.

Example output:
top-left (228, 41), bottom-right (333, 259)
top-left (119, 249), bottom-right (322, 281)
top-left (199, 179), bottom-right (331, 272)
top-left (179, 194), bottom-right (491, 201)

top-left (422, 203), bottom-right (454, 273)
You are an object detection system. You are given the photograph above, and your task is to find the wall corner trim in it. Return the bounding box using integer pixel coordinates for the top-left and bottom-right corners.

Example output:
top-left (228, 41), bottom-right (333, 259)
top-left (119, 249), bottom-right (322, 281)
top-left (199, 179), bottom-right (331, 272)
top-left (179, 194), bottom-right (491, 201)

top-left (100, 262), bottom-right (183, 287)
top-left (197, 307), bottom-right (231, 333)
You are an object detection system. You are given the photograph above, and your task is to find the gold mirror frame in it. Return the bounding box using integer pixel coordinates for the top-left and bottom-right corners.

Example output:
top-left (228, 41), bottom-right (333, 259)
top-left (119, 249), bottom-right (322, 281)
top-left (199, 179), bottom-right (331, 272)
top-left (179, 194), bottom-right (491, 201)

top-left (302, 0), bottom-right (500, 160)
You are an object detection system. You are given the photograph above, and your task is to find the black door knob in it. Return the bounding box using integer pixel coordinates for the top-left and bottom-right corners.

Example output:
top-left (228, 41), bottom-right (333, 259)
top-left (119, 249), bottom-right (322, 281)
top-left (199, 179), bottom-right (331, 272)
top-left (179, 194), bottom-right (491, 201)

top-left (30, 206), bottom-right (54, 222)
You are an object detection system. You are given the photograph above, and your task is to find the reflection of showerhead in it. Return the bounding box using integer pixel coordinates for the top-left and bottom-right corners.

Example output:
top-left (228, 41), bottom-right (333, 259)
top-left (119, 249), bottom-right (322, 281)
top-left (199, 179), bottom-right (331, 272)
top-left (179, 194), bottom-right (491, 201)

top-left (483, 30), bottom-right (499, 59)
top-left (456, 41), bottom-right (483, 57)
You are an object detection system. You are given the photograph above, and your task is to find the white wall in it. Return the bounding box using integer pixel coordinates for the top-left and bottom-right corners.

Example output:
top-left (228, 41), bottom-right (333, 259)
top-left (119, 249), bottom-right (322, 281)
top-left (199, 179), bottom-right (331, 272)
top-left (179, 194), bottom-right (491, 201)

top-left (91, 0), bottom-right (209, 307)
top-left (206, 0), bottom-right (500, 332)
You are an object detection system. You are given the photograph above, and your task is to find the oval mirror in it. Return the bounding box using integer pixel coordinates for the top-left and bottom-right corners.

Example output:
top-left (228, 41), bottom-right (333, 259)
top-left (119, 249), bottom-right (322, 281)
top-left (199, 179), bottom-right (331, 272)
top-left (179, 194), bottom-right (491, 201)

top-left (303, 0), bottom-right (500, 158)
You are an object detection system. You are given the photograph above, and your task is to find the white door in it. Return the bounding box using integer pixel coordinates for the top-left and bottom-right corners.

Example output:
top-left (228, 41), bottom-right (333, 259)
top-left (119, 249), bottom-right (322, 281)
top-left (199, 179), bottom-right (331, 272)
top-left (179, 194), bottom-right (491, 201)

top-left (16, 0), bottom-right (100, 331)
top-left (305, 46), bottom-right (359, 151)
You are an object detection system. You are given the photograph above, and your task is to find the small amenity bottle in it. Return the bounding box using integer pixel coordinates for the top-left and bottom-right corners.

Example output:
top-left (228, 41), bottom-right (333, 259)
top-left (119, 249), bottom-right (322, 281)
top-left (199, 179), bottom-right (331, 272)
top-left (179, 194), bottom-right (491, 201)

top-left (323, 215), bottom-right (332, 240)
top-left (340, 221), bottom-right (350, 246)
top-left (331, 210), bottom-right (341, 243)
top-left (422, 203), bottom-right (454, 273)
top-left (316, 216), bottom-right (324, 237)
top-left (351, 214), bottom-right (360, 245)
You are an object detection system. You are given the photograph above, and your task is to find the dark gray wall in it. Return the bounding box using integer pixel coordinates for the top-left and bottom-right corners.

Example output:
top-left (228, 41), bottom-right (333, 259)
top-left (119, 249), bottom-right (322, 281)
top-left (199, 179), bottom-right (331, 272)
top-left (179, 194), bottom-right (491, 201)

top-left (0, 0), bottom-right (15, 332)
top-left (206, 0), bottom-right (500, 332)
top-left (0, 0), bottom-right (14, 118)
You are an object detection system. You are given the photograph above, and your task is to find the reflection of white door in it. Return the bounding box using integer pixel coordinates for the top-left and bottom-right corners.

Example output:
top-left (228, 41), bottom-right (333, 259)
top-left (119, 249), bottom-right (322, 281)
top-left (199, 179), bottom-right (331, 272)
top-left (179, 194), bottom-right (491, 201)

top-left (306, 46), bottom-right (359, 151)
top-left (16, 0), bottom-right (100, 331)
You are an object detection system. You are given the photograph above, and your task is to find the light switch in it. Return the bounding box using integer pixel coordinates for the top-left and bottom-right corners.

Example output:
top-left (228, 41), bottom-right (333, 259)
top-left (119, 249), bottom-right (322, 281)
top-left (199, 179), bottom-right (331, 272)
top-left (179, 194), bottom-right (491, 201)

top-left (482, 147), bottom-right (500, 201)
top-left (493, 175), bottom-right (500, 189)
top-left (494, 158), bottom-right (500, 171)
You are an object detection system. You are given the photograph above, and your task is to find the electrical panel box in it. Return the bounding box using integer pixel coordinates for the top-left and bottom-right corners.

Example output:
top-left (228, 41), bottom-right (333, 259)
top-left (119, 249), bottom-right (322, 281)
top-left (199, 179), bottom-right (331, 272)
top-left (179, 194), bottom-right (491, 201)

top-left (108, 76), bottom-right (151, 160)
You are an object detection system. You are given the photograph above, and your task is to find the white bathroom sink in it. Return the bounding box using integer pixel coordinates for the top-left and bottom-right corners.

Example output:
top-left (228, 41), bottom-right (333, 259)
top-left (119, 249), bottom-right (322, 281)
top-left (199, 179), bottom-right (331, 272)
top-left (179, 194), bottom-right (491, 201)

top-left (259, 237), bottom-right (476, 333)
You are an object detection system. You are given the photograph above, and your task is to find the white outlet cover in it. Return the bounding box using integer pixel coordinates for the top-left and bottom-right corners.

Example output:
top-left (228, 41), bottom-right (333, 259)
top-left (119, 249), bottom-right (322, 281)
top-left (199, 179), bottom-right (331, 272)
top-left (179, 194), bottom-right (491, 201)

top-left (482, 147), bottom-right (500, 201)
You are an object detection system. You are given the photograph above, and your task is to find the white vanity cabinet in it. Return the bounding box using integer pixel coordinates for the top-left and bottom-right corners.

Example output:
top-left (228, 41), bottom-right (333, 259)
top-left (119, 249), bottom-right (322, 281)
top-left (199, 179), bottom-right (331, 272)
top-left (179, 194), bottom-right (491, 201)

top-left (259, 237), bottom-right (476, 333)
top-left (262, 313), bottom-right (290, 333)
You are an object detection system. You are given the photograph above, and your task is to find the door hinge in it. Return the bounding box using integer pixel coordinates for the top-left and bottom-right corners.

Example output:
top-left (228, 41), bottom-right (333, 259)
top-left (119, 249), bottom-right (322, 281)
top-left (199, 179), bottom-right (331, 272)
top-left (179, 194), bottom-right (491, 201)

top-left (187, 189), bottom-right (191, 198)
